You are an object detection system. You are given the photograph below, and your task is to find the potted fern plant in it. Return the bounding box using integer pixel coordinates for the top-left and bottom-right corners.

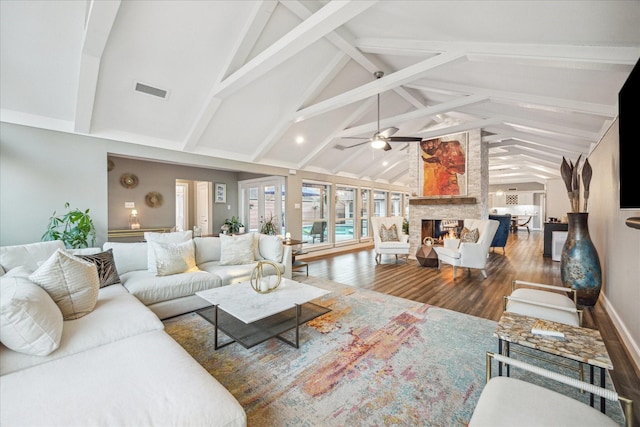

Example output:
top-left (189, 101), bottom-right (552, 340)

top-left (42, 202), bottom-right (96, 248)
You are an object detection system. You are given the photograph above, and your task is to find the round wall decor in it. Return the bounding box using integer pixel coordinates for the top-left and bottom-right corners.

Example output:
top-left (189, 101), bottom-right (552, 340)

top-left (120, 173), bottom-right (138, 189)
top-left (107, 159), bottom-right (115, 172)
top-left (145, 191), bottom-right (163, 208)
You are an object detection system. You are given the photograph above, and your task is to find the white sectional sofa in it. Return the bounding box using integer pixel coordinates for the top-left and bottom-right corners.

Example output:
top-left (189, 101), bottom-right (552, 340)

top-left (0, 232), bottom-right (291, 426)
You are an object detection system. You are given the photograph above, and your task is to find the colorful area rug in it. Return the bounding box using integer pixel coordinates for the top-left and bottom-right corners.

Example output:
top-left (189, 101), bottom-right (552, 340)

top-left (164, 276), bottom-right (624, 426)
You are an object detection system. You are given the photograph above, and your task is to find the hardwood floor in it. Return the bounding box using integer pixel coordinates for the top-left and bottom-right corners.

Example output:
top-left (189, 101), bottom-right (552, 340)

top-left (299, 230), bottom-right (640, 426)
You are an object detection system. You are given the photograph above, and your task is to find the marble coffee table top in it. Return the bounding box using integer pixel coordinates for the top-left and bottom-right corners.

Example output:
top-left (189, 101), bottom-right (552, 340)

top-left (495, 311), bottom-right (612, 369)
top-left (196, 278), bottom-right (330, 324)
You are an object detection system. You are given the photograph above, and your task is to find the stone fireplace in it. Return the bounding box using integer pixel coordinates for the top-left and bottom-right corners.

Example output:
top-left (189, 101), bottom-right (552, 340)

top-left (407, 129), bottom-right (489, 258)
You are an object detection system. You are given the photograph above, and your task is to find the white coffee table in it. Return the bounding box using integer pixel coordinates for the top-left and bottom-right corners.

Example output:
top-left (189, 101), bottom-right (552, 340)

top-left (196, 278), bottom-right (330, 349)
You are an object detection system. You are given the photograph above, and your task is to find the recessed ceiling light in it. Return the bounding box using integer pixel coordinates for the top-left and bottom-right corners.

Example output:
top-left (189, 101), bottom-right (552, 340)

top-left (296, 136), bottom-right (305, 144)
top-left (382, 161), bottom-right (388, 166)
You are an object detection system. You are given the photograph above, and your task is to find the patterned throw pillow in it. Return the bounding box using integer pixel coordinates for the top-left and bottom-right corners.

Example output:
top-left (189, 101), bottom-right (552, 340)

top-left (150, 240), bottom-right (198, 276)
top-left (460, 227), bottom-right (480, 243)
top-left (29, 249), bottom-right (100, 320)
top-left (75, 249), bottom-right (120, 287)
top-left (380, 224), bottom-right (400, 242)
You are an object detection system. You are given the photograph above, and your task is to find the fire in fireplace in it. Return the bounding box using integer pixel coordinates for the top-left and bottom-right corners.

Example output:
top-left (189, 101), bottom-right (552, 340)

top-left (421, 219), bottom-right (463, 243)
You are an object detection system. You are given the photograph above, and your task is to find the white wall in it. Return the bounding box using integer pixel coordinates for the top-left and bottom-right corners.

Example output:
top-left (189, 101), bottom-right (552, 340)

top-left (546, 178), bottom-right (573, 222)
top-left (588, 119), bottom-right (640, 369)
top-left (1, 123), bottom-right (109, 246)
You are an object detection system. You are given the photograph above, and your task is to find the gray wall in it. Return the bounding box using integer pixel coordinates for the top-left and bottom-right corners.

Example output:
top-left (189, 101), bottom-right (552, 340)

top-left (108, 156), bottom-right (242, 232)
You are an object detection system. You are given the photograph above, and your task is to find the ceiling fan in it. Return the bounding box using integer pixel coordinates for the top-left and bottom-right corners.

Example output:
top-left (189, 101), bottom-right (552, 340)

top-left (338, 71), bottom-right (423, 152)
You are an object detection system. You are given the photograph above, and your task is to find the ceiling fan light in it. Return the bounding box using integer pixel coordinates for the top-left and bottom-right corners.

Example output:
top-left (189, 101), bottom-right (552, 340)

top-left (371, 136), bottom-right (386, 149)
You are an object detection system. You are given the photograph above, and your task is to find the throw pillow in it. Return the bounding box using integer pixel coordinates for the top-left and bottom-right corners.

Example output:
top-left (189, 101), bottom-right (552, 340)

top-left (144, 230), bottom-right (193, 273)
top-left (379, 224), bottom-right (400, 242)
top-left (0, 276), bottom-right (64, 356)
top-left (150, 240), bottom-right (198, 276)
top-left (29, 249), bottom-right (100, 320)
top-left (258, 234), bottom-right (284, 263)
top-left (219, 233), bottom-right (255, 265)
top-left (460, 227), bottom-right (480, 243)
top-left (74, 249), bottom-right (120, 287)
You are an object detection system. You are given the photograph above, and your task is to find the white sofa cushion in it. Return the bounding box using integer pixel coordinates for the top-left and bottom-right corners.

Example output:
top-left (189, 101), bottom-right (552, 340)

top-left (0, 276), bottom-right (63, 356)
top-left (194, 236), bottom-right (221, 265)
top-left (219, 233), bottom-right (254, 265)
top-left (0, 330), bottom-right (247, 427)
top-left (29, 249), bottom-right (100, 320)
top-left (150, 240), bottom-right (198, 276)
top-left (144, 230), bottom-right (193, 273)
top-left (0, 240), bottom-right (65, 272)
top-left (120, 270), bottom-right (221, 306)
top-left (198, 261), bottom-right (284, 286)
top-left (0, 284), bottom-right (163, 375)
top-left (102, 242), bottom-right (148, 275)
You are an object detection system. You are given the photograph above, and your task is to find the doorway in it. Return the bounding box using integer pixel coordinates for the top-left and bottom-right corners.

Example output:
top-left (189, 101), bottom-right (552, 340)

top-left (239, 177), bottom-right (285, 234)
top-left (175, 180), bottom-right (212, 234)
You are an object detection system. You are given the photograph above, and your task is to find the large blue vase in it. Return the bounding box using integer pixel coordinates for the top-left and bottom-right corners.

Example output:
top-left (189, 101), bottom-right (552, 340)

top-left (560, 213), bottom-right (602, 306)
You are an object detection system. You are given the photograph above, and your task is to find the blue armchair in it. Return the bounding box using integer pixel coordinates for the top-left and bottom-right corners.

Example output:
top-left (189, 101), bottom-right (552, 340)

top-left (489, 214), bottom-right (511, 254)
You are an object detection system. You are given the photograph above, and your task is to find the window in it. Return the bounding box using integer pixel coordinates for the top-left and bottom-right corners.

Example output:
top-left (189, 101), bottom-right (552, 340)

top-left (360, 188), bottom-right (371, 240)
top-left (390, 192), bottom-right (402, 216)
top-left (302, 182), bottom-right (330, 245)
top-left (373, 190), bottom-right (388, 217)
top-left (335, 186), bottom-right (356, 242)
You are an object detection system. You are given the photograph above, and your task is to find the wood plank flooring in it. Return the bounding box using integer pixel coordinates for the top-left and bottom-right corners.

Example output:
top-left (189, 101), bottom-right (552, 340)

top-left (299, 230), bottom-right (640, 426)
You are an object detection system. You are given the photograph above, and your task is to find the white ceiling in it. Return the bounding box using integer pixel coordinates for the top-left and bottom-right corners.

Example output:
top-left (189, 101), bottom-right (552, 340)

top-left (2, 0), bottom-right (639, 187)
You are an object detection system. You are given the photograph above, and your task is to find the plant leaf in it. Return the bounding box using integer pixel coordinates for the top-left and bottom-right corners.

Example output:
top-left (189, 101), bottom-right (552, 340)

top-left (582, 158), bottom-right (592, 192)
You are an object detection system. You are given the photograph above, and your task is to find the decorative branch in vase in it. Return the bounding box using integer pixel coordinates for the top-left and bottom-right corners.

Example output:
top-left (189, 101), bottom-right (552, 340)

top-left (560, 155), bottom-right (592, 213)
top-left (559, 155), bottom-right (601, 307)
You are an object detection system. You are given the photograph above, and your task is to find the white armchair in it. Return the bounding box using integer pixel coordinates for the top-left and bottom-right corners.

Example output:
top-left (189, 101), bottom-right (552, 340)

top-left (469, 352), bottom-right (632, 427)
top-left (371, 216), bottom-right (410, 264)
top-left (504, 280), bottom-right (582, 327)
top-left (433, 218), bottom-right (499, 279)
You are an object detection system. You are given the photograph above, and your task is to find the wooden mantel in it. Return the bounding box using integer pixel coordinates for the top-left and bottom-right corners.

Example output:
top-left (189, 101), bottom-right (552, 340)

top-left (409, 197), bottom-right (477, 206)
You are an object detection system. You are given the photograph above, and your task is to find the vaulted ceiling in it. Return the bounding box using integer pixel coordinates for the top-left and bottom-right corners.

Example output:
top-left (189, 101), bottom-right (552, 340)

top-left (2, 1), bottom-right (639, 187)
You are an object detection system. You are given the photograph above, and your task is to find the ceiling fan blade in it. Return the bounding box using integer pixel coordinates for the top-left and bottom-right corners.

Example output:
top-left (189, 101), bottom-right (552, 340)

top-left (389, 136), bottom-right (423, 142)
top-left (379, 127), bottom-right (399, 138)
top-left (335, 140), bottom-right (371, 150)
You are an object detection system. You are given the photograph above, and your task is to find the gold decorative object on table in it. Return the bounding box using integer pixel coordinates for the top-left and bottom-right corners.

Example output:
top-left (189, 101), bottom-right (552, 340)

top-left (250, 260), bottom-right (282, 294)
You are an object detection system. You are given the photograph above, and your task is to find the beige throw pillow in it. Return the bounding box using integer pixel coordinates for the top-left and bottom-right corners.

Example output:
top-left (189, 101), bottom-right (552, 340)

top-left (380, 224), bottom-right (400, 242)
top-left (460, 227), bottom-right (480, 243)
top-left (220, 233), bottom-right (255, 265)
top-left (0, 276), bottom-right (63, 356)
top-left (144, 230), bottom-right (193, 273)
top-left (150, 240), bottom-right (198, 276)
top-left (29, 249), bottom-right (100, 320)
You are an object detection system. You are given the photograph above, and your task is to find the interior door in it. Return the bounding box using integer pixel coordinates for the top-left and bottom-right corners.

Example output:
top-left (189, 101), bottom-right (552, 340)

top-left (239, 177), bottom-right (285, 234)
top-left (196, 181), bottom-right (212, 234)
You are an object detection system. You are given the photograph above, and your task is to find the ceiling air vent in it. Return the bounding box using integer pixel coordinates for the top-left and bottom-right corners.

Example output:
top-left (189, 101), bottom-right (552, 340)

top-left (134, 82), bottom-right (168, 99)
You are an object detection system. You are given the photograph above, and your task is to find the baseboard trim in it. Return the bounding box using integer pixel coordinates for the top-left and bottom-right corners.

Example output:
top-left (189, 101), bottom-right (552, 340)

top-left (602, 294), bottom-right (640, 373)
